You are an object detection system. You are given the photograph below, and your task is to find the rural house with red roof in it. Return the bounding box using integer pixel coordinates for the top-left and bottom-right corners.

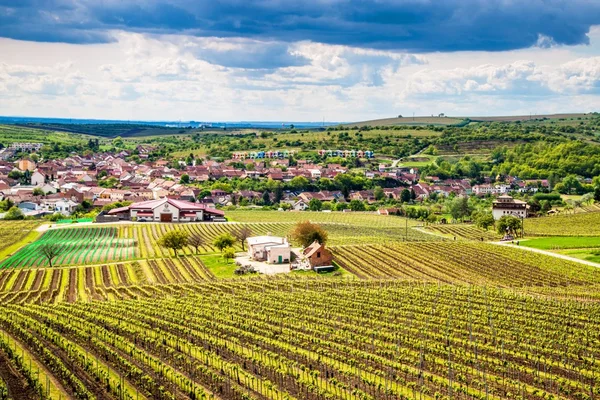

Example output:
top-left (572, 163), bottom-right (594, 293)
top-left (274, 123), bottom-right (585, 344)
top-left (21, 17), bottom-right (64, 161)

top-left (108, 198), bottom-right (225, 222)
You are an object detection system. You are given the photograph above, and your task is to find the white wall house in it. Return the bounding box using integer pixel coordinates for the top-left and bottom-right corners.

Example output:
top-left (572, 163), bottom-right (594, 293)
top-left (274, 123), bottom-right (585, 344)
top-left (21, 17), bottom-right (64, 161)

top-left (31, 171), bottom-right (45, 186)
top-left (492, 195), bottom-right (529, 220)
top-left (247, 236), bottom-right (291, 264)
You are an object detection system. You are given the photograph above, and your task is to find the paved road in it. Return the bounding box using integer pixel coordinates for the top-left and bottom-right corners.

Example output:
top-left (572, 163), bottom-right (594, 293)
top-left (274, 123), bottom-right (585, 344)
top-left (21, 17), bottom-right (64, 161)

top-left (491, 241), bottom-right (600, 268)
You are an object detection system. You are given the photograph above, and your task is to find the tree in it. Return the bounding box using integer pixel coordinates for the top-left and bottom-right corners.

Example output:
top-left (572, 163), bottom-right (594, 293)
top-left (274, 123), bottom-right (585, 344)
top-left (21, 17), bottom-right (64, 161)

top-left (497, 215), bottom-right (522, 237)
top-left (349, 199), bottom-right (365, 211)
top-left (188, 234), bottom-right (205, 254)
top-left (400, 189), bottom-right (411, 203)
top-left (223, 247), bottom-right (236, 263)
top-left (213, 233), bottom-right (235, 252)
top-left (290, 176), bottom-right (309, 191)
top-left (233, 226), bottom-right (253, 251)
top-left (262, 190), bottom-right (272, 206)
top-left (157, 230), bottom-right (189, 256)
top-left (291, 221), bottom-right (328, 248)
top-left (39, 243), bottom-right (63, 267)
top-left (595, 186), bottom-right (600, 203)
top-left (32, 187), bottom-right (44, 196)
top-left (3, 206), bottom-right (24, 220)
top-left (473, 211), bottom-right (495, 231)
top-left (374, 186), bottom-right (385, 201)
top-left (308, 198), bottom-right (323, 211)
top-left (179, 174), bottom-right (190, 184)
top-left (448, 196), bottom-right (473, 222)
top-left (112, 136), bottom-right (124, 148)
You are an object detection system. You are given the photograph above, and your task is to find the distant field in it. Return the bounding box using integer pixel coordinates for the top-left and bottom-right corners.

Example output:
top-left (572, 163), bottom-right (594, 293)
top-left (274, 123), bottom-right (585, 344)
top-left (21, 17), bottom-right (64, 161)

top-left (468, 113), bottom-right (590, 122)
top-left (0, 124), bottom-right (92, 146)
top-left (424, 224), bottom-right (500, 241)
top-left (521, 236), bottom-right (600, 250)
top-left (344, 116), bottom-right (464, 127)
top-left (525, 212), bottom-right (600, 236)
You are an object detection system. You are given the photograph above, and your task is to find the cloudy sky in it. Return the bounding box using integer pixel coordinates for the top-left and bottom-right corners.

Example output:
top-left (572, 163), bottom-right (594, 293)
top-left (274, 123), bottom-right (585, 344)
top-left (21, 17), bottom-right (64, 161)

top-left (2, 0), bottom-right (600, 122)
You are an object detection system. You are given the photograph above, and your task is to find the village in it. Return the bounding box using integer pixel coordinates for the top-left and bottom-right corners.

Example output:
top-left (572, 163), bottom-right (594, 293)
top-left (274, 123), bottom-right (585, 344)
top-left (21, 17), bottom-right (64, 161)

top-left (0, 142), bottom-right (553, 222)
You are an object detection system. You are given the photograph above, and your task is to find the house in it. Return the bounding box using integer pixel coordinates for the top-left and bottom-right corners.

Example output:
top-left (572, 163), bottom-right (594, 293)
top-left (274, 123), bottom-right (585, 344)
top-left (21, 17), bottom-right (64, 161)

top-left (492, 195), bottom-right (529, 220)
top-left (55, 199), bottom-right (79, 215)
top-left (107, 197), bottom-right (225, 222)
top-left (31, 171), bottom-right (45, 186)
top-left (18, 159), bottom-right (36, 172)
top-left (302, 241), bottom-right (333, 268)
top-left (293, 200), bottom-right (309, 211)
top-left (247, 236), bottom-right (291, 264)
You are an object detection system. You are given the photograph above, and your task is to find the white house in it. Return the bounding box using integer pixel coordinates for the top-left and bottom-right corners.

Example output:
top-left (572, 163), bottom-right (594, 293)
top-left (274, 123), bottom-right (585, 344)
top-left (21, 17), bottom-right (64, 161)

top-left (31, 171), bottom-right (45, 186)
top-left (55, 199), bottom-right (79, 216)
top-left (492, 195), bottom-right (529, 220)
top-left (247, 236), bottom-right (291, 264)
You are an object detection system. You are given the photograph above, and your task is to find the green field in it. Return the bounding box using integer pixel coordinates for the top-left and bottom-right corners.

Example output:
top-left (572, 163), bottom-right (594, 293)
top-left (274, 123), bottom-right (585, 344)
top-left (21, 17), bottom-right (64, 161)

top-left (520, 236), bottom-right (600, 250)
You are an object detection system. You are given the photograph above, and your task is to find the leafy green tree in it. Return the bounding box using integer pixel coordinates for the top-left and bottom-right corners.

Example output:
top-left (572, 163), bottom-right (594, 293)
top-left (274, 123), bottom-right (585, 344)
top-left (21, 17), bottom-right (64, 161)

top-left (158, 230), bottom-right (189, 256)
top-left (32, 187), bottom-right (44, 196)
top-left (308, 198), bottom-right (323, 211)
top-left (400, 189), bottom-right (411, 203)
top-left (349, 199), bottom-right (365, 211)
top-left (3, 206), bottom-right (24, 220)
top-left (262, 190), bottom-right (272, 206)
top-left (112, 136), bottom-right (124, 148)
top-left (223, 247), bottom-right (236, 263)
top-left (448, 196), bottom-right (473, 222)
top-left (291, 221), bottom-right (328, 248)
top-left (213, 233), bottom-right (235, 252)
top-left (497, 215), bottom-right (522, 237)
top-left (473, 211), bottom-right (495, 231)
top-left (290, 176), bottom-right (309, 191)
top-left (374, 186), bottom-right (385, 201)
top-left (179, 174), bottom-right (190, 184)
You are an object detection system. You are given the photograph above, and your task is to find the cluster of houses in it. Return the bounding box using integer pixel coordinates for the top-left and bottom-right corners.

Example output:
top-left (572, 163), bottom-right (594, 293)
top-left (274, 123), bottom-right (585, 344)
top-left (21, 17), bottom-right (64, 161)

top-left (317, 150), bottom-right (374, 158)
top-left (0, 141), bottom-right (555, 220)
top-left (232, 150), bottom-right (296, 159)
top-left (246, 235), bottom-right (333, 271)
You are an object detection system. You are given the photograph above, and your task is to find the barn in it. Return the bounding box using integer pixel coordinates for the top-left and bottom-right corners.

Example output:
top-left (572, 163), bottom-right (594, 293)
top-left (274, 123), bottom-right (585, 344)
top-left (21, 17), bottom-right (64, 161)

top-left (108, 198), bottom-right (225, 222)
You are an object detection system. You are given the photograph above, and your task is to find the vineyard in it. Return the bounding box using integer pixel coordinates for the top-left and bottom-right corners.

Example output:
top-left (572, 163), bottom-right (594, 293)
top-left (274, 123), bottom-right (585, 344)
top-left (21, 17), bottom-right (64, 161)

top-left (525, 212), bottom-right (600, 236)
top-left (1, 221), bottom-right (433, 269)
top-left (331, 242), bottom-right (600, 287)
top-left (423, 225), bottom-right (500, 241)
top-left (1, 279), bottom-right (600, 400)
top-left (0, 220), bottom-right (40, 254)
top-left (0, 256), bottom-right (215, 304)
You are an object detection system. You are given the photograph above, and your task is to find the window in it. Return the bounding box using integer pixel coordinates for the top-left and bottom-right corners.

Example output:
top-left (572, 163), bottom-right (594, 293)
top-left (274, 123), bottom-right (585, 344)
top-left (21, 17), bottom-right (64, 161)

top-left (317, 252), bottom-right (321, 258)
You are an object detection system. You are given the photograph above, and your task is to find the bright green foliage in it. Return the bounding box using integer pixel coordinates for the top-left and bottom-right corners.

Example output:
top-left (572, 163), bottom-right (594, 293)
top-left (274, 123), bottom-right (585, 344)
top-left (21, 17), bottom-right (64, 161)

top-left (158, 230), bottom-right (189, 255)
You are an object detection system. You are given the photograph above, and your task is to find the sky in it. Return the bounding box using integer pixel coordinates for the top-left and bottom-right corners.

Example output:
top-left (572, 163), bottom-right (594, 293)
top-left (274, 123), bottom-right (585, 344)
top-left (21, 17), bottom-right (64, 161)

top-left (2, 0), bottom-right (600, 122)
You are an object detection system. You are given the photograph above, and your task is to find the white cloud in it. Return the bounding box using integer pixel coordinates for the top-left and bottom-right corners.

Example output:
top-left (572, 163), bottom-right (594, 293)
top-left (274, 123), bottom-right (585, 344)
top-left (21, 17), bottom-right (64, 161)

top-left (1, 31), bottom-right (600, 121)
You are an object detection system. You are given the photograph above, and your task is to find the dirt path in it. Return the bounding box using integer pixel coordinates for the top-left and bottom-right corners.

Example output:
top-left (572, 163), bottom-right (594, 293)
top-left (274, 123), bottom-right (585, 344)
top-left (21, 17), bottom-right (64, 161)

top-left (491, 241), bottom-right (600, 268)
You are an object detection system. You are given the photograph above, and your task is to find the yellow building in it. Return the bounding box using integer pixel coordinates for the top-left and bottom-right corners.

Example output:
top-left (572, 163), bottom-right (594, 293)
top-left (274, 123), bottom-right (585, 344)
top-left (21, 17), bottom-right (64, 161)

top-left (18, 159), bottom-right (36, 172)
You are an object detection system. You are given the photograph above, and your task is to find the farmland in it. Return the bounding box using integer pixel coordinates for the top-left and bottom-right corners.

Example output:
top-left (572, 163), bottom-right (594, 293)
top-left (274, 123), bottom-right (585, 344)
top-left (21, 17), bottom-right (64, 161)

top-left (524, 213), bottom-right (600, 236)
top-left (331, 242), bottom-right (600, 287)
top-left (2, 279), bottom-right (600, 400)
top-left (0, 220), bottom-right (40, 258)
top-left (423, 224), bottom-right (500, 241)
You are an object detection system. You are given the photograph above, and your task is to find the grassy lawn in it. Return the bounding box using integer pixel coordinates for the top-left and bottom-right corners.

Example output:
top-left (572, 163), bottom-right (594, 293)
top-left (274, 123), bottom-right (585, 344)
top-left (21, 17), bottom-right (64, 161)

top-left (291, 262), bottom-right (355, 279)
top-left (555, 248), bottom-right (600, 264)
top-left (520, 236), bottom-right (600, 250)
top-left (198, 253), bottom-right (239, 278)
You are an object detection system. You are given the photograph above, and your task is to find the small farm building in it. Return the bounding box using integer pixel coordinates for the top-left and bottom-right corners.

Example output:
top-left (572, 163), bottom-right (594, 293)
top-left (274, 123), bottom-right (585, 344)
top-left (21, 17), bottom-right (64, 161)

top-left (108, 197), bottom-right (225, 222)
top-left (247, 236), bottom-right (291, 264)
top-left (302, 241), bottom-right (333, 268)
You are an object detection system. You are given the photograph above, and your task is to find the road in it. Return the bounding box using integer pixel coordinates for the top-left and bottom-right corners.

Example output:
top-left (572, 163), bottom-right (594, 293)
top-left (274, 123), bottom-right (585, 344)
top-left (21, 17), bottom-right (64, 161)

top-left (491, 241), bottom-right (600, 268)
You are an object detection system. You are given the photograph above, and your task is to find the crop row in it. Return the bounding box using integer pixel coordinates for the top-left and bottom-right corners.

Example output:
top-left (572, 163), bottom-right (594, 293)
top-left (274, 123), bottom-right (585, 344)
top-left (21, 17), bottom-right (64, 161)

top-left (330, 242), bottom-right (600, 288)
top-left (0, 256), bottom-right (215, 304)
top-left (424, 225), bottom-right (500, 241)
top-left (0, 227), bottom-right (135, 269)
top-left (0, 220), bottom-right (40, 254)
top-left (2, 279), bottom-right (600, 400)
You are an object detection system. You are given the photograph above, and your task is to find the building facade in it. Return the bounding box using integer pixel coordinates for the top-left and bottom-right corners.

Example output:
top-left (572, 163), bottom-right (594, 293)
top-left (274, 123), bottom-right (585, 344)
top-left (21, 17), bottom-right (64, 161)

top-left (492, 195), bottom-right (529, 220)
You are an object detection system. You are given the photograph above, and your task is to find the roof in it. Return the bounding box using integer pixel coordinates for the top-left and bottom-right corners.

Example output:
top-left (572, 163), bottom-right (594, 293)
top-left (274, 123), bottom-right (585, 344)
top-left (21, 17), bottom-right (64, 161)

top-left (108, 197), bottom-right (224, 216)
top-left (303, 240), bottom-right (324, 257)
top-left (247, 236), bottom-right (286, 246)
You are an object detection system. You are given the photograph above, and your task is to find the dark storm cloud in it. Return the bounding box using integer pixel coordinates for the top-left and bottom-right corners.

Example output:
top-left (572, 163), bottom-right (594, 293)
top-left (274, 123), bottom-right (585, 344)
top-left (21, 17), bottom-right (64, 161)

top-left (1, 0), bottom-right (599, 51)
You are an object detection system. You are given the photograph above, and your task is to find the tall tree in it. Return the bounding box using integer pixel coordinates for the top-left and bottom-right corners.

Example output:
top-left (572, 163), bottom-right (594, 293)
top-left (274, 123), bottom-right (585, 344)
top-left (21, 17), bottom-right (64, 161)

top-left (291, 221), bottom-right (328, 248)
top-left (213, 233), bottom-right (236, 252)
